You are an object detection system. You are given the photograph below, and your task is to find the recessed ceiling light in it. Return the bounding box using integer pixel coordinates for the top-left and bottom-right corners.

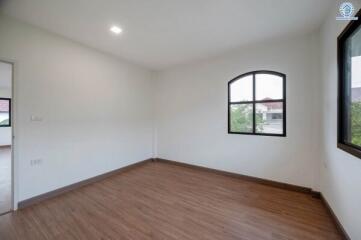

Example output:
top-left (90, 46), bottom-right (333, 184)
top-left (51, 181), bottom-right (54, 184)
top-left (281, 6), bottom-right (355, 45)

top-left (110, 25), bottom-right (122, 35)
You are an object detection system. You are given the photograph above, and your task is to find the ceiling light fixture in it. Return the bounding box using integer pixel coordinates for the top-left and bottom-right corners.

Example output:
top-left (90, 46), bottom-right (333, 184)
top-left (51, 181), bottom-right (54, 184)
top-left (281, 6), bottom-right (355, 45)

top-left (110, 25), bottom-right (122, 35)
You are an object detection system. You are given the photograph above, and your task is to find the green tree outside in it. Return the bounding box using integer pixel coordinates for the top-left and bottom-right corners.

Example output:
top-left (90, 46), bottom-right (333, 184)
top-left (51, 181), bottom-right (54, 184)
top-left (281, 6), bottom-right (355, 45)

top-left (351, 101), bottom-right (361, 145)
top-left (230, 105), bottom-right (264, 132)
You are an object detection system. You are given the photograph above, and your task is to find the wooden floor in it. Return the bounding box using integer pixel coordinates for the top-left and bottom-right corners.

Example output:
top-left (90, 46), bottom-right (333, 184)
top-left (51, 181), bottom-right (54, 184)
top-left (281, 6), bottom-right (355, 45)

top-left (0, 161), bottom-right (342, 240)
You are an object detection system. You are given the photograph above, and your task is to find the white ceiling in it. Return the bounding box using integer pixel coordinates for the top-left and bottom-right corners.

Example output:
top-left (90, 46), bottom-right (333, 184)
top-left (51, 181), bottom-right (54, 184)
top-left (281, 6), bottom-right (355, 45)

top-left (0, 0), bottom-right (332, 70)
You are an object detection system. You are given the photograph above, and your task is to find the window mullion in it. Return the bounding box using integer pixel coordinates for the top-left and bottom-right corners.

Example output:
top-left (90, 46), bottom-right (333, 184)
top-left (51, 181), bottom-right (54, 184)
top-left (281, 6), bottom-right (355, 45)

top-left (252, 73), bottom-right (256, 134)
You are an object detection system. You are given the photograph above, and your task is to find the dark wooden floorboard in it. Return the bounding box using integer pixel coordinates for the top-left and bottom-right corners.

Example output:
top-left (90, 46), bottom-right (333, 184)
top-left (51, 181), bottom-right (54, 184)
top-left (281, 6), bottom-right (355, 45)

top-left (0, 161), bottom-right (342, 240)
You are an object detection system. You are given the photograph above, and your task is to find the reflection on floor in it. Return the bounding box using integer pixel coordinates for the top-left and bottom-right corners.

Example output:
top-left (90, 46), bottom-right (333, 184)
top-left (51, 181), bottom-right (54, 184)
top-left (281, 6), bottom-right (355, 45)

top-left (0, 146), bottom-right (11, 214)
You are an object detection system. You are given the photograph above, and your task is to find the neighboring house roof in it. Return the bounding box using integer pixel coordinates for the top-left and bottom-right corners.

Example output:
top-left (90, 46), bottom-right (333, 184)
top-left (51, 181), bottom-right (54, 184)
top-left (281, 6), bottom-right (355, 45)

top-left (352, 87), bottom-right (361, 102)
top-left (0, 99), bottom-right (10, 112)
top-left (261, 98), bottom-right (283, 110)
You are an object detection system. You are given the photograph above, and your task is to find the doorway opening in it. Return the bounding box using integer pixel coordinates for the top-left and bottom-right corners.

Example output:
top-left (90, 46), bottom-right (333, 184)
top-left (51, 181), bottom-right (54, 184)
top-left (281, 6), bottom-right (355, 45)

top-left (0, 61), bottom-right (13, 215)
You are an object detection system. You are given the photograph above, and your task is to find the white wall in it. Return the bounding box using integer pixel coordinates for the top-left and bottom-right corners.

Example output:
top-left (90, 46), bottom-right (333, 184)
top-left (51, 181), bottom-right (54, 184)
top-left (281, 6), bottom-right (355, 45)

top-left (0, 88), bottom-right (11, 98)
top-left (0, 15), bottom-right (154, 203)
top-left (1, 6), bottom-right (360, 238)
top-left (320, 1), bottom-right (361, 239)
top-left (155, 33), bottom-right (322, 190)
top-left (0, 126), bottom-right (11, 146)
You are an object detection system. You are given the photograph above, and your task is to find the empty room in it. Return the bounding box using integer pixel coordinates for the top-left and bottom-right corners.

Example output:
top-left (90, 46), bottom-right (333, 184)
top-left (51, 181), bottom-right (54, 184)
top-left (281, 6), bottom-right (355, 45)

top-left (0, 0), bottom-right (360, 239)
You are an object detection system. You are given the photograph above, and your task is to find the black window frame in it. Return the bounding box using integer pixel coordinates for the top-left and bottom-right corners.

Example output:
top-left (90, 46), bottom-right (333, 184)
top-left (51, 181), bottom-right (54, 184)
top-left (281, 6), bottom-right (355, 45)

top-left (0, 97), bottom-right (11, 128)
top-left (337, 8), bottom-right (361, 159)
top-left (228, 70), bottom-right (286, 137)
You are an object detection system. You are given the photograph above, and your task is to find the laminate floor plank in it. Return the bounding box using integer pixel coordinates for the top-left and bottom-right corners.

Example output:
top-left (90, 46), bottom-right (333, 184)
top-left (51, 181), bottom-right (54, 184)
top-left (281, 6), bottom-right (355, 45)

top-left (0, 161), bottom-right (342, 240)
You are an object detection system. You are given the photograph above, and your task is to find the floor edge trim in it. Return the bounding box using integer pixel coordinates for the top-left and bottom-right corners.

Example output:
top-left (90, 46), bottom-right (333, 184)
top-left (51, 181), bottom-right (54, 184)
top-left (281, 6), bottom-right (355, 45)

top-left (17, 157), bottom-right (349, 240)
top-left (153, 158), bottom-right (349, 240)
top-left (18, 158), bottom-right (152, 209)
top-left (320, 193), bottom-right (350, 240)
top-left (153, 158), bottom-right (318, 195)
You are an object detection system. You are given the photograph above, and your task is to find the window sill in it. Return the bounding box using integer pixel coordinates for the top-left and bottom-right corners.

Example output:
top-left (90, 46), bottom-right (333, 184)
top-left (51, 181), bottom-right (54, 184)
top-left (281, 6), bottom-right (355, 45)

top-left (337, 142), bottom-right (361, 159)
top-left (228, 131), bottom-right (286, 137)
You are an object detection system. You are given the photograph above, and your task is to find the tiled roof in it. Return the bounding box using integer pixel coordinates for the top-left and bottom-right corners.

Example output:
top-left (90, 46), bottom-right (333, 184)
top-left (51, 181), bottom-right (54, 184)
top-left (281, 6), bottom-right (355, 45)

top-left (261, 98), bottom-right (283, 110)
top-left (0, 99), bottom-right (10, 112)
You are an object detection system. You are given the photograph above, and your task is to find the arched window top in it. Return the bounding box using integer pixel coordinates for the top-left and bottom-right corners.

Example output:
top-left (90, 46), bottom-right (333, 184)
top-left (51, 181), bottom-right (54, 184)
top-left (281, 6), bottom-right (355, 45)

top-left (228, 70), bottom-right (286, 136)
top-left (228, 70), bottom-right (285, 84)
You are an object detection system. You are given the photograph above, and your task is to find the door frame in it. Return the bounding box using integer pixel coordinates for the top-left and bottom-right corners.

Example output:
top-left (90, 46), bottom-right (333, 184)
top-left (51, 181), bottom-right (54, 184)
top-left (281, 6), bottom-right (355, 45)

top-left (0, 59), bottom-right (16, 212)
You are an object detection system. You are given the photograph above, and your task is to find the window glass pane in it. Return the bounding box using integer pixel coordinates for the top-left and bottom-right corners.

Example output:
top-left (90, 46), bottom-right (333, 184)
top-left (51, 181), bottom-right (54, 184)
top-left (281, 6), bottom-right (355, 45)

top-left (255, 74), bottom-right (283, 100)
top-left (345, 25), bottom-right (361, 146)
top-left (230, 104), bottom-right (253, 133)
top-left (255, 102), bottom-right (283, 134)
top-left (230, 75), bottom-right (253, 102)
top-left (0, 99), bottom-right (10, 126)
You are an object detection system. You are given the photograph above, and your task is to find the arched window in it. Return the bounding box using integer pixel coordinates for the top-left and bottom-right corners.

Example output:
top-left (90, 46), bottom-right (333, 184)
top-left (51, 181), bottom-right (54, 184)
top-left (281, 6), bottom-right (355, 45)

top-left (228, 71), bottom-right (286, 136)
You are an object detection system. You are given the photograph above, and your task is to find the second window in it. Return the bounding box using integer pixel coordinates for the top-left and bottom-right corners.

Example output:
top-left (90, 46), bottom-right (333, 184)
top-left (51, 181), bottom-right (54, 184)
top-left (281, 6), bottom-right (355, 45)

top-left (228, 71), bottom-right (286, 136)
